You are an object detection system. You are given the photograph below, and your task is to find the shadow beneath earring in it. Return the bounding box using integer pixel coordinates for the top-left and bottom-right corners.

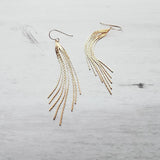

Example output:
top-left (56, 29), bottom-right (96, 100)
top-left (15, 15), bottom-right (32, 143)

top-left (22, 25), bottom-right (39, 44)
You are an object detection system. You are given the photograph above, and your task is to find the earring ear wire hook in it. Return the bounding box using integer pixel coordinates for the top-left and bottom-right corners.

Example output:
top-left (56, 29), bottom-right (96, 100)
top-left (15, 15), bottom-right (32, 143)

top-left (49, 29), bottom-right (73, 41)
top-left (100, 22), bottom-right (122, 31)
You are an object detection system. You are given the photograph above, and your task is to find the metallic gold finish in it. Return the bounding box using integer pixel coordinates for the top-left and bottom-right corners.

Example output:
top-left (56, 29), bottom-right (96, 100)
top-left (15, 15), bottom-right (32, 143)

top-left (85, 23), bottom-right (121, 95)
top-left (48, 30), bottom-right (81, 126)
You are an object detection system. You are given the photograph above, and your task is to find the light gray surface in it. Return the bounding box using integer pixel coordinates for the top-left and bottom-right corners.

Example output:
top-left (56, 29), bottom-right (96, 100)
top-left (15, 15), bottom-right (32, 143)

top-left (0, 0), bottom-right (160, 159)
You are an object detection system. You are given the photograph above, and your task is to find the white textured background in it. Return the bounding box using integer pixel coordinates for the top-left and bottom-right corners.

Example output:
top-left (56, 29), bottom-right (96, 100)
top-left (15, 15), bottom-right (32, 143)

top-left (0, 0), bottom-right (160, 159)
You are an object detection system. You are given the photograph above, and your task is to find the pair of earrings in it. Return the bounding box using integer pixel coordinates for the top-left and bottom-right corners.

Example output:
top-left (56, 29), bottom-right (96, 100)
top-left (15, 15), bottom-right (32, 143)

top-left (47, 23), bottom-right (122, 126)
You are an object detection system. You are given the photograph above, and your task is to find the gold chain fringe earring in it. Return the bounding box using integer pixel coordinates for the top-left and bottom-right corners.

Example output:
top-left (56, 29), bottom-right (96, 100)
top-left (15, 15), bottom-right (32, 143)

top-left (48, 29), bottom-right (81, 126)
top-left (85, 23), bottom-right (122, 95)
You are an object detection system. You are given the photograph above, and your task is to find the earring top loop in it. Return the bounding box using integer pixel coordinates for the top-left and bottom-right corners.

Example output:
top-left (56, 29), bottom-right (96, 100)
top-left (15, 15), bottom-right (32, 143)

top-left (100, 22), bottom-right (122, 31)
top-left (49, 29), bottom-right (73, 41)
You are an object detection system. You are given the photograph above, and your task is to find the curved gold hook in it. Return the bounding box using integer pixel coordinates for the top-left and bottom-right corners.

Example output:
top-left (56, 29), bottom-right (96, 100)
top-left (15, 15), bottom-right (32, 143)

top-left (100, 22), bottom-right (122, 31)
top-left (49, 29), bottom-right (73, 41)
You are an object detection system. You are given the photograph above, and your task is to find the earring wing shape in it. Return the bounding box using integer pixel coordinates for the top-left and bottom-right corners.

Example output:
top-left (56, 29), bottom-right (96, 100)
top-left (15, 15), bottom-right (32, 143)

top-left (48, 40), bottom-right (81, 126)
top-left (85, 29), bottom-right (113, 95)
